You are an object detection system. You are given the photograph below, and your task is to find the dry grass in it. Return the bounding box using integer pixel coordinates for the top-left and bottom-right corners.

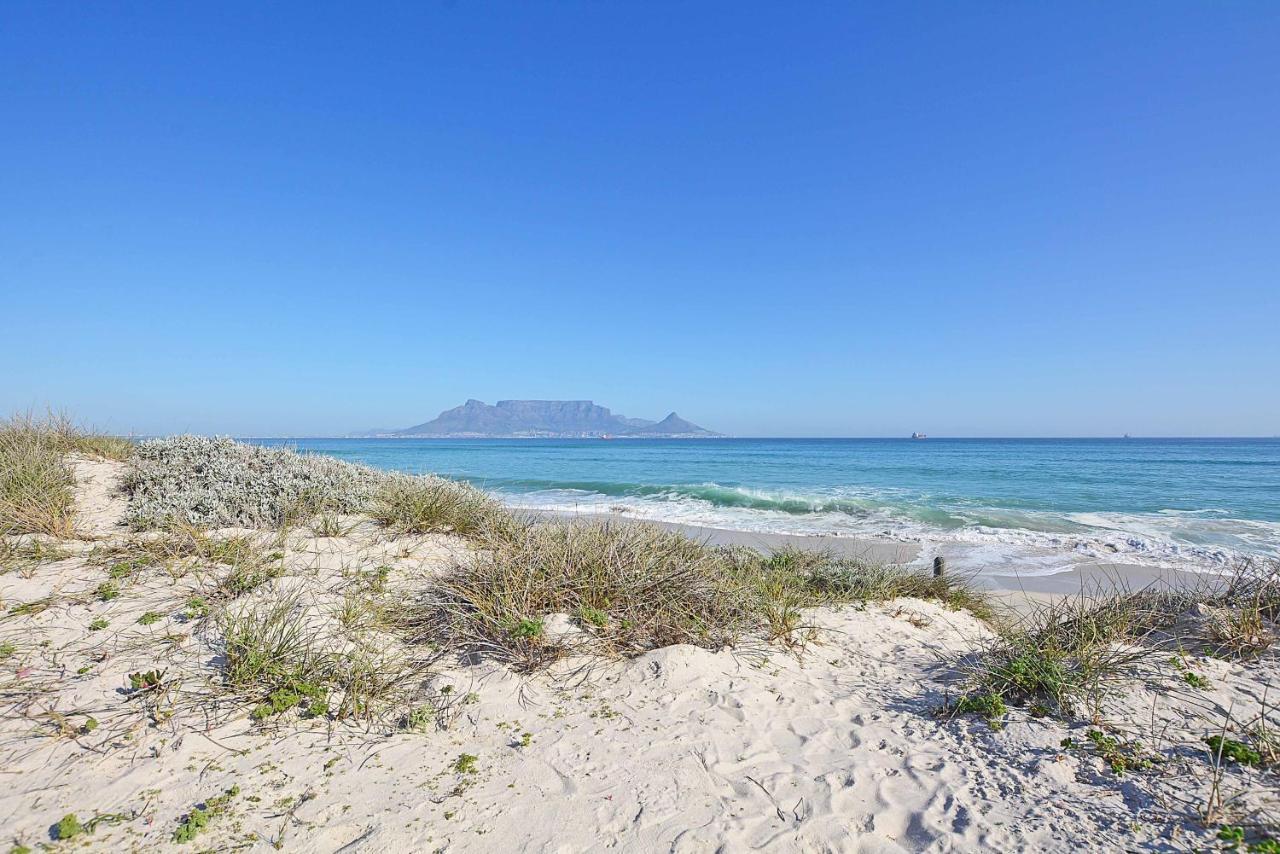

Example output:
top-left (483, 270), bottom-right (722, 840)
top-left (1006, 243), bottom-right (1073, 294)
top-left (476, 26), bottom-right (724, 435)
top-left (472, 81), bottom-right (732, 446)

top-left (0, 538), bottom-right (73, 577)
top-left (0, 412), bottom-right (133, 536)
top-left (368, 476), bottom-right (512, 538)
top-left (419, 520), bottom-right (751, 668)
top-left (949, 560), bottom-right (1280, 724)
top-left (1, 416), bottom-right (78, 536)
top-left (415, 520), bottom-right (992, 669)
top-left (89, 525), bottom-right (270, 583)
top-left (218, 591), bottom-right (416, 723)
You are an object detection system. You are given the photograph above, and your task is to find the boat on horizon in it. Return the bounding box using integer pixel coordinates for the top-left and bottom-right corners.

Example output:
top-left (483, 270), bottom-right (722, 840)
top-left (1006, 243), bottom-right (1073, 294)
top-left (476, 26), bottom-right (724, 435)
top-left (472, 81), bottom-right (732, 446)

top-left (912, 432), bottom-right (927, 440)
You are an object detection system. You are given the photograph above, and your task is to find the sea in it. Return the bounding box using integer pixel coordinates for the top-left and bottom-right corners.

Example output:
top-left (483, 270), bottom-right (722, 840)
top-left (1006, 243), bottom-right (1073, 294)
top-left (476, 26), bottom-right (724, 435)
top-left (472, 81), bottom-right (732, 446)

top-left (250, 437), bottom-right (1280, 578)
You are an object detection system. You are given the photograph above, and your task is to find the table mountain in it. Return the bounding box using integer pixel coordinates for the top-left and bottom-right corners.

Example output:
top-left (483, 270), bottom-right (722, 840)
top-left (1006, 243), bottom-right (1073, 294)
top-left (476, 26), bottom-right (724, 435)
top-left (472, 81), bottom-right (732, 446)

top-left (368, 400), bottom-right (720, 438)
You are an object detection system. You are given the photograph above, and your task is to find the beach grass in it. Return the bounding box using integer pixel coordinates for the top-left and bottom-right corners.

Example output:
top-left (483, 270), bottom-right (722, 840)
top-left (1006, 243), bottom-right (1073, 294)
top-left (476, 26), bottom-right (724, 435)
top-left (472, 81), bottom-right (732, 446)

top-left (367, 475), bottom-right (511, 538)
top-left (0, 412), bottom-right (133, 536)
top-left (949, 559), bottom-right (1280, 723)
top-left (418, 519), bottom-right (992, 668)
top-left (219, 591), bottom-right (413, 722)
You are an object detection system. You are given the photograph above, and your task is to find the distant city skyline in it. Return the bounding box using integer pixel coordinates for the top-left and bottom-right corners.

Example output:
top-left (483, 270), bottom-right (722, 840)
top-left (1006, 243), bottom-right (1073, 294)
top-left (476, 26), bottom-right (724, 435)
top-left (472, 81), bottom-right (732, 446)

top-left (3, 3), bottom-right (1277, 438)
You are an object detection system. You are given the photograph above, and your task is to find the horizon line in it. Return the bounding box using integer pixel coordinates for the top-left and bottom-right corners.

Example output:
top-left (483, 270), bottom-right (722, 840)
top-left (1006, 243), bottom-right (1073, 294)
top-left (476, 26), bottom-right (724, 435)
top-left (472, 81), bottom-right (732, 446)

top-left (224, 434), bottom-right (1280, 441)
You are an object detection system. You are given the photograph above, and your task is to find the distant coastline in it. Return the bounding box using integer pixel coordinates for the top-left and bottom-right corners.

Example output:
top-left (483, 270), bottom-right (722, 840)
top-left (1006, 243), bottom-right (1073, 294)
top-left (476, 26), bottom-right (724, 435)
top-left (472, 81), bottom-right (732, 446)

top-left (349, 398), bottom-right (722, 439)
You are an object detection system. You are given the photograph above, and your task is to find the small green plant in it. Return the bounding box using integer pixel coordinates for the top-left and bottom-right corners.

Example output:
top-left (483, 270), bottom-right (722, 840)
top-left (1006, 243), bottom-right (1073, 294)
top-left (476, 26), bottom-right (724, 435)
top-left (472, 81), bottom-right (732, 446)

top-left (173, 808), bottom-right (209, 843)
top-left (1063, 729), bottom-right (1154, 774)
top-left (519, 731), bottom-right (533, 747)
top-left (250, 681), bottom-right (329, 721)
top-left (511, 618), bottom-right (544, 640)
top-left (1183, 671), bottom-right (1211, 689)
top-left (137, 611), bottom-right (163, 626)
top-left (577, 606), bottom-right (608, 628)
top-left (128, 669), bottom-right (165, 692)
top-left (107, 561), bottom-right (135, 580)
top-left (1206, 735), bottom-right (1263, 766)
top-left (1220, 827), bottom-right (1280, 854)
top-left (95, 580), bottom-right (120, 601)
top-left (402, 705), bottom-right (434, 732)
top-left (89, 617), bottom-right (108, 631)
top-left (363, 565), bottom-right (392, 593)
top-left (54, 813), bottom-right (83, 840)
top-left (173, 785), bottom-right (239, 843)
top-left (0, 640), bottom-right (15, 658)
top-left (80, 716), bottom-right (99, 734)
top-left (1221, 825), bottom-right (1247, 847)
top-left (183, 595), bottom-right (209, 619)
top-left (1170, 654), bottom-right (1213, 690)
top-left (942, 692), bottom-right (1007, 728)
top-left (453, 753), bottom-right (478, 774)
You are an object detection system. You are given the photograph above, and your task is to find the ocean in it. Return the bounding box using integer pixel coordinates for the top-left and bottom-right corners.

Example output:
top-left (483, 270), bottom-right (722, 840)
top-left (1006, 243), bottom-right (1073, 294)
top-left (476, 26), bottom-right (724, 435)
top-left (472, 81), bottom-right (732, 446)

top-left (251, 437), bottom-right (1280, 577)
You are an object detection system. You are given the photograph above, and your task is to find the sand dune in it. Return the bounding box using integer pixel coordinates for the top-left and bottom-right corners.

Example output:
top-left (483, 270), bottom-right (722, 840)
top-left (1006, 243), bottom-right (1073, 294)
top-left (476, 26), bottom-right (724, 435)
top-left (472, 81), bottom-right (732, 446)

top-left (0, 458), bottom-right (1276, 852)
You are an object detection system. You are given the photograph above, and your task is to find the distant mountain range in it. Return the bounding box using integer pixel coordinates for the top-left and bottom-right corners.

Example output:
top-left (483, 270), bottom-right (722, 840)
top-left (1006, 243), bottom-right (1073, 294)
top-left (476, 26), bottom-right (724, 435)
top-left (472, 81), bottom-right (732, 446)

top-left (351, 400), bottom-right (721, 438)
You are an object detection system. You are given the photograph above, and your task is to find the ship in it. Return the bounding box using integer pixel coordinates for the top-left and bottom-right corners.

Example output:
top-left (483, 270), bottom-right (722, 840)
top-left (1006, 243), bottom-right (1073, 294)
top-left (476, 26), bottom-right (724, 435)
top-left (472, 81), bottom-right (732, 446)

top-left (911, 432), bottom-right (927, 440)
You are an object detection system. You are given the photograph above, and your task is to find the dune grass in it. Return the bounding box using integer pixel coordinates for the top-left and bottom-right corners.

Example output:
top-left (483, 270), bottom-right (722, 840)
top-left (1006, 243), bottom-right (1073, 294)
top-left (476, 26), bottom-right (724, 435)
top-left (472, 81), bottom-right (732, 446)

top-left (947, 559), bottom-right (1280, 723)
top-left (0, 413), bottom-right (133, 536)
top-left (417, 520), bottom-right (992, 669)
top-left (367, 475), bottom-right (512, 538)
top-left (219, 592), bottom-right (413, 722)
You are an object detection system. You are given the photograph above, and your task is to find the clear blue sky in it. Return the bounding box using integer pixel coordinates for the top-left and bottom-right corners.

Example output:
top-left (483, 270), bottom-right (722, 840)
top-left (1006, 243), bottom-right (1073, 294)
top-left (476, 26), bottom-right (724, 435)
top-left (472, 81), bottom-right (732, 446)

top-left (2, 2), bottom-right (1277, 437)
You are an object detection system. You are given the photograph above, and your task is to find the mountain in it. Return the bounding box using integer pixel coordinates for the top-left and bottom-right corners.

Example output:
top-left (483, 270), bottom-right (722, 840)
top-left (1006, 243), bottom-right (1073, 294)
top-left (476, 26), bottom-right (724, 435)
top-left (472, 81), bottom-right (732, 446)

top-left (624, 412), bottom-right (709, 436)
top-left (367, 400), bottom-right (720, 438)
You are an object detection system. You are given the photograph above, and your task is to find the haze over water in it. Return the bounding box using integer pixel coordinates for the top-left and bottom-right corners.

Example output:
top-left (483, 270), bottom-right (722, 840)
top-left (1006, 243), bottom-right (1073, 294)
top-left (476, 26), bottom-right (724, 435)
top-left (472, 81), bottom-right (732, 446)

top-left (253, 437), bottom-right (1280, 577)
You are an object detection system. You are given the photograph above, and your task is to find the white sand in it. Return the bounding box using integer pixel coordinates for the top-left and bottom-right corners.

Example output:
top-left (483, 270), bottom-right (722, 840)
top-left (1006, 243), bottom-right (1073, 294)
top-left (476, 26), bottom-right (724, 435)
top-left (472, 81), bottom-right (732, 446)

top-left (1, 459), bottom-right (1276, 851)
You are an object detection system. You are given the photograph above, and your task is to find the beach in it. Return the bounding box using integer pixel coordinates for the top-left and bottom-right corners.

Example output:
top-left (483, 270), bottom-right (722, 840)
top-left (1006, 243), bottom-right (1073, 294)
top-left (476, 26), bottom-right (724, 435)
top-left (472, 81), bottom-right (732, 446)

top-left (257, 437), bottom-right (1280, 583)
top-left (2, 433), bottom-right (1278, 852)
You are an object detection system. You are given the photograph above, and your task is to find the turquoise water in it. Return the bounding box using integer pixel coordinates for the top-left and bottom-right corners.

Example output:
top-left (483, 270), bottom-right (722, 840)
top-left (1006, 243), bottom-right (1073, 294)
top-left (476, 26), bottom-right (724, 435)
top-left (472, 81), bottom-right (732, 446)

top-left (254, 438), bottom-right (1280, 576)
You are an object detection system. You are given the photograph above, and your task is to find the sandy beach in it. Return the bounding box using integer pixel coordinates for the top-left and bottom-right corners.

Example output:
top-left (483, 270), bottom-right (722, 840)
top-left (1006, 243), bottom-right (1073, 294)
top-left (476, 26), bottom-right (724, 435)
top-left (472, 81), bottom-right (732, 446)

top-left (543, 509), bottom-right (1229, 601)
top-left (1, 440), bottom-right (1277, 853)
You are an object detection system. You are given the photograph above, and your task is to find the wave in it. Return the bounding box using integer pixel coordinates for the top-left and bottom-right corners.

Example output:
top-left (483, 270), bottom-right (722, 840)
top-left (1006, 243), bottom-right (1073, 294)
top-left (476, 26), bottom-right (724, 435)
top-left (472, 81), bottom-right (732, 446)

top-left (480, 478), bottom-right (1280, 577)
top-left (466, 476), bottom-right (892, 516)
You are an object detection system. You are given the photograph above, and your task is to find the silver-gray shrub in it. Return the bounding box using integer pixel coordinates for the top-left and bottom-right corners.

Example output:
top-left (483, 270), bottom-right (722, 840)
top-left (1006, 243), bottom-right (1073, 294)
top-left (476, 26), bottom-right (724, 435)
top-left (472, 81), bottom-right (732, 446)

top-left (122, 435), bottom-right (395, 529)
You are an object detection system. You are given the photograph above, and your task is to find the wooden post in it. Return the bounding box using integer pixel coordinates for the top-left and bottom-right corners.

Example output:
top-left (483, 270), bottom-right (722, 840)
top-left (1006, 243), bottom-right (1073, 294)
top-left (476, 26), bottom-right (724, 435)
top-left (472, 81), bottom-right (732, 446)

top-left (933, 556), bottom-right (946, 578)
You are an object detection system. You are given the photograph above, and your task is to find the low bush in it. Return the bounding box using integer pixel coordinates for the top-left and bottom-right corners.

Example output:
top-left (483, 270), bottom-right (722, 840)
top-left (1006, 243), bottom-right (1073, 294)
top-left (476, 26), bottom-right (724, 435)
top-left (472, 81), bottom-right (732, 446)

top-left (122, 436), bottom-right (389, 529)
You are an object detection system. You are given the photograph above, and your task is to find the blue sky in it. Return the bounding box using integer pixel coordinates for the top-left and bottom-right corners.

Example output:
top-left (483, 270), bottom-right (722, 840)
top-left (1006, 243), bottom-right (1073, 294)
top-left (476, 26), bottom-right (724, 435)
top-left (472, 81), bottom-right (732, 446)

top-left (2, 2), bottom-right (1277, 437)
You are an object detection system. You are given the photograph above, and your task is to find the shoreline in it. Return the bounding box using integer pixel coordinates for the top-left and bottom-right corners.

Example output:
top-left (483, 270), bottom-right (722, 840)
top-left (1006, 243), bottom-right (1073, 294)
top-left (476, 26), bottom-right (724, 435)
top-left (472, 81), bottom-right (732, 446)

top-left (534, 507), bottom-right (1234, 596)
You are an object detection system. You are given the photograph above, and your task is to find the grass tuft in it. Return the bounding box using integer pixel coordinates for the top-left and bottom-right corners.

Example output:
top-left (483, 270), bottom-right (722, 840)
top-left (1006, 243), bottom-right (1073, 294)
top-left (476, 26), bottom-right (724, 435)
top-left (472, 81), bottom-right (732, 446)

top-left (417, 521), bottom-right (990, 669)
top-left (0, 412), bottom-right (133, 536)
top-left (368, 476), bottom-right (511, 538)
top-left (951, 561), bottom-right (1280, 723)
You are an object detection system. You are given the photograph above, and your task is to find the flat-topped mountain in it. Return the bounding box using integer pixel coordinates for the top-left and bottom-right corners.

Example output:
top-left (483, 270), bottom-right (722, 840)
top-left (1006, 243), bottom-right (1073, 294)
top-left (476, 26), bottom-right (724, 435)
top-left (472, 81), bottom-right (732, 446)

top-left (362, 400), bottom-right (720, 438)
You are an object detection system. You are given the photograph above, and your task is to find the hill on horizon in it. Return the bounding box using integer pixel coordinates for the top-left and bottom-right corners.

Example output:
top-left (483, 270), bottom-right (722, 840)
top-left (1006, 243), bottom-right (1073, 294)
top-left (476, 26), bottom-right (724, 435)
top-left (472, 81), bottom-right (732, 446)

top-left (354, 400), bottom-right (720, 438)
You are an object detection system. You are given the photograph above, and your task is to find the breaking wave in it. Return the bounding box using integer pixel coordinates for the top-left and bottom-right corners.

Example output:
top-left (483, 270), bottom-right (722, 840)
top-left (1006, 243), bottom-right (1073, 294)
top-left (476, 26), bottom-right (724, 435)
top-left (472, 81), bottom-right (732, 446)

top-left (471, 477), bottom-right (1280, 577)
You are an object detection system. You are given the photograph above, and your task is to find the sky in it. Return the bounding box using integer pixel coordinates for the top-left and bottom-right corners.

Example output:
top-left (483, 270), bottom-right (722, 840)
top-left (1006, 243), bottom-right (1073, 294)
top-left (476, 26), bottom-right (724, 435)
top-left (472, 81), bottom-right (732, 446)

top-left (2, 2), bottom-right (1278, 438)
